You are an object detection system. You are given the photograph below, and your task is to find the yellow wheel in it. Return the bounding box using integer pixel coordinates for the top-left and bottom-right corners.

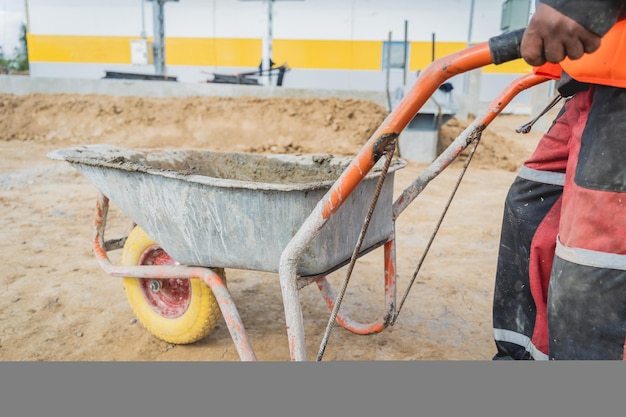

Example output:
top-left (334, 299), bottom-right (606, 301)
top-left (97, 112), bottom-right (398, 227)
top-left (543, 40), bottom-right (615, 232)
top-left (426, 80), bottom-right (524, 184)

top-left (121, 226), bottom-right (225, 344)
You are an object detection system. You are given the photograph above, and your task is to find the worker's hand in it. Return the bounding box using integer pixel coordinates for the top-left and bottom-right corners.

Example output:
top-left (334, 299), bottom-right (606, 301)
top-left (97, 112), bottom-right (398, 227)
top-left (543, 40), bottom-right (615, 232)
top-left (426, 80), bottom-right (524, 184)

top-left (521, 3), bottom-right (602, 66)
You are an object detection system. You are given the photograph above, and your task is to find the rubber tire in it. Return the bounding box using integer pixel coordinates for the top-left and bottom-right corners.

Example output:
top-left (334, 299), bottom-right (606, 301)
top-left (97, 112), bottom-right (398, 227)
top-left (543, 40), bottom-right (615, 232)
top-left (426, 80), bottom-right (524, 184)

top-left (121, 226), bottom-right (225, 345)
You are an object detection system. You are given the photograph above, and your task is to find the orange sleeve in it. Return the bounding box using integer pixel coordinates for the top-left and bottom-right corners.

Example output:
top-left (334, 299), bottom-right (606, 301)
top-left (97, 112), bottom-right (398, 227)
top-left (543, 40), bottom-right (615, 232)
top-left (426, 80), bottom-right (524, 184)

top-left (533, 62), bottom-right (562, 80)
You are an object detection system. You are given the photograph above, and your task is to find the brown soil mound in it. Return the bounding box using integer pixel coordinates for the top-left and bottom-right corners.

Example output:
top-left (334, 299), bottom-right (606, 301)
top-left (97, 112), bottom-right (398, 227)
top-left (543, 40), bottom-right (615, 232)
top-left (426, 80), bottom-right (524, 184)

top-left (2, 93), bottom-right (528, 172)
top-left (438, 116), bottom-right (530, 172)
top-left (0, 93), bottom-right (388, 156)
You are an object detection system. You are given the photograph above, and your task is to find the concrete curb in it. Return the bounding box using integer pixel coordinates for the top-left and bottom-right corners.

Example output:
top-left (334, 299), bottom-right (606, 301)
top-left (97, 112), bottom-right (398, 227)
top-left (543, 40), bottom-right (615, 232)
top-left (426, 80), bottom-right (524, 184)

top-left (0, 75), bottom-right (389, 107)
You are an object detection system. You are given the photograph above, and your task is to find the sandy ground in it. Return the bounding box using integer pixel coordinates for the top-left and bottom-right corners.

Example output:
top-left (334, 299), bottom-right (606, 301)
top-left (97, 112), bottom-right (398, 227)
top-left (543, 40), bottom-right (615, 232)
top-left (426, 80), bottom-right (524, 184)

top-left (0, 92), bottom-right (552, 361)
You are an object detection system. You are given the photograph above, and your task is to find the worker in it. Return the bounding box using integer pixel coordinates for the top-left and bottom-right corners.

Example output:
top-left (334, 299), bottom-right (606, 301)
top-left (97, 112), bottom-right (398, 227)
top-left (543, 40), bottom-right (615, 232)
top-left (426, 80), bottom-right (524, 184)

top-left (492, 0), bottom-right (626, 360)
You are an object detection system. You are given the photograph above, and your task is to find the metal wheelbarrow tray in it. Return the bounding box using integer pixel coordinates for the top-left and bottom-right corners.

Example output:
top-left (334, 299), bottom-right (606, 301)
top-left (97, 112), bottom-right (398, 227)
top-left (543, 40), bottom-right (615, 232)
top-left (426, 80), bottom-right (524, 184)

top-left (48, 145), bottom-right (405, 277)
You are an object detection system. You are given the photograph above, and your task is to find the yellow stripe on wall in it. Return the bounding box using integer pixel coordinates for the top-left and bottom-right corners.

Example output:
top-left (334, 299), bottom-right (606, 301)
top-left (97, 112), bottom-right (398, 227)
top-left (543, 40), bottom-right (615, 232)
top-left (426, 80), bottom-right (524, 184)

top-left (27, 34), bottom-right (531, 74)
top-left (409, 41), bottom-right (468, 71)
top-left (27, 34), bottom-right (263, 66)
top-left (165, 38), bottom-right (215, 66)
top-left (166, 37), bottom-right (261, 67)
top-left (27, 34), bottom-right (133, 64)
top-left (274, 39), bottom-right (382, 70)
top-left (483, 59), bottom-right (532, 74)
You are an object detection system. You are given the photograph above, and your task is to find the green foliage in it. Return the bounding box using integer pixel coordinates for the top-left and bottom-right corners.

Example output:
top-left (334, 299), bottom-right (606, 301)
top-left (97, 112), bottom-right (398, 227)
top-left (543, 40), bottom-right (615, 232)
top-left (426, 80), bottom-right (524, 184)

top-left (0, 23), bottom-right (29, 73)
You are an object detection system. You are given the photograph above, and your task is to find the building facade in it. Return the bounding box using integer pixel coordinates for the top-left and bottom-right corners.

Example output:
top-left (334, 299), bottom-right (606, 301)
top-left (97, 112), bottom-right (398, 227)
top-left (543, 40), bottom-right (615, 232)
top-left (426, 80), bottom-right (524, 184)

top-left (24, 0), bottom-right (534, 105)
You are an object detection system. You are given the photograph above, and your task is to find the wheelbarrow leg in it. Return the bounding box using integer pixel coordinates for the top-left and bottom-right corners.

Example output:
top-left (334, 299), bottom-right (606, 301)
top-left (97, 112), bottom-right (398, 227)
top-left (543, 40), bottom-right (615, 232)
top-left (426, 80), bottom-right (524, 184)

top-left (315, 239), bottom-right (397, 334)
top-left (278, 239), bottom-right (397, 361)
top-left (278, 252), bottom-right (309, 361)
top-left (197, 271), bottom-right (258, 361)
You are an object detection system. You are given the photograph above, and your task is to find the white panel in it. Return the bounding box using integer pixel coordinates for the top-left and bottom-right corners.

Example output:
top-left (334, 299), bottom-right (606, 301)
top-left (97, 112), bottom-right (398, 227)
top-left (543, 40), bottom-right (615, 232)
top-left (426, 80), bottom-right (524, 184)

top-left (207, 0), bottom-right (266, 38)
top-left (28, 2), bottom-right (146, 37)
top-left (130, 39), bottom-right (150, 64)
top-left (272, 0), bottom-right (354, 40)
top-left (272, 0), bottom-right (504, 42)
top-left (348, 0), bottom-right (503, 42)
top-left (27, 0), bottom-right (505, 41)
top-left (26, 1), bottom-right (210, 38)
top-left (159, 0), bottom-right (217, 38)
top-left (471, 0), bottom-right (509, 42)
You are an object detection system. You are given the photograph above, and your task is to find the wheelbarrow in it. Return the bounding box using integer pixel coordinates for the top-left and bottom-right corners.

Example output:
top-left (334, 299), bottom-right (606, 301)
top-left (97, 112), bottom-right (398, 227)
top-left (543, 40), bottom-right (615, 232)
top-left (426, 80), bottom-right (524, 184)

top-left (48, 28), bottom-right (553, 361)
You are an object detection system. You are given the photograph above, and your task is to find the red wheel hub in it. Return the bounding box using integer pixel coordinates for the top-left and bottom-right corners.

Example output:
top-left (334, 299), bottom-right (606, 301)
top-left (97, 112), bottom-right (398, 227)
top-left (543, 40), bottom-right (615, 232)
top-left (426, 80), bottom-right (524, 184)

top-left (138, 245), bottom-right (190, 318)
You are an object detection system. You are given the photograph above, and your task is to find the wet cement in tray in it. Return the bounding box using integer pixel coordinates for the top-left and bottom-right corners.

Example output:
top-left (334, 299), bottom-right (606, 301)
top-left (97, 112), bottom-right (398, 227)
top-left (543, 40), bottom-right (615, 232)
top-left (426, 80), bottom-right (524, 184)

top-left (111, 148), bottom-right (402, 185)
top-left (158, 151), bottom-right (347, 184)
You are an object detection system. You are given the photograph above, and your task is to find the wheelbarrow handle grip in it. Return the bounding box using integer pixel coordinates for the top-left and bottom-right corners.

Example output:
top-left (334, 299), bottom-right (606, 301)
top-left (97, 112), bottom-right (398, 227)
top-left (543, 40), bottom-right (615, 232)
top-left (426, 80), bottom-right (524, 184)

top-left (489, 28), bottom-right (525, 65)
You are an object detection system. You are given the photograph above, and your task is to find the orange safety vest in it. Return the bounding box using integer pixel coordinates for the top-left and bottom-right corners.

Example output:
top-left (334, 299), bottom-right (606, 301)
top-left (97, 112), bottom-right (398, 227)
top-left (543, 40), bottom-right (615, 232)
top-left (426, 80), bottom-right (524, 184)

top-left (533, 18), bottom-right (626, 88)
top-left (533, 62), bottom-right (562, 80)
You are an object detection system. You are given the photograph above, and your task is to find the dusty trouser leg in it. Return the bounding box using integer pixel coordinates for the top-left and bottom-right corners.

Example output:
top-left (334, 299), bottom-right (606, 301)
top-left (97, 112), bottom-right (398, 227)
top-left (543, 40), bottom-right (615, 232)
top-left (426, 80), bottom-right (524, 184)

top-left (492, 95), bottom-right (584, 360)
top-left (492, 177), bottom-right (562, 360)
top-left (548, 85), bottom-right (626, 360)
top-left (548, 260), bottom-right (626, 359)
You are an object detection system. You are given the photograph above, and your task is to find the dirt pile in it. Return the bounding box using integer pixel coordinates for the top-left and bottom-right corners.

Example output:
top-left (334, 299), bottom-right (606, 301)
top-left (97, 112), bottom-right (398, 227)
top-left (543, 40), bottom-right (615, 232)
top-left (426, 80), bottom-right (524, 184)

top-left (438, 117), bottom-right (530, 172)
top-left (1, 93), bottom-right (528, 171)
top-left (0, 93), bottom-right (388, 156)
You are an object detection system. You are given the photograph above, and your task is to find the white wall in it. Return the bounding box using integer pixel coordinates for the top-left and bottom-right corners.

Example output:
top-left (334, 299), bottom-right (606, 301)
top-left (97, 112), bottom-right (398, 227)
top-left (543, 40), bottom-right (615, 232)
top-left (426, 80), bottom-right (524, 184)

top-left (28, 0), bottom-right (506, 43)
top-left (26, 0), bottom-right (530, 112)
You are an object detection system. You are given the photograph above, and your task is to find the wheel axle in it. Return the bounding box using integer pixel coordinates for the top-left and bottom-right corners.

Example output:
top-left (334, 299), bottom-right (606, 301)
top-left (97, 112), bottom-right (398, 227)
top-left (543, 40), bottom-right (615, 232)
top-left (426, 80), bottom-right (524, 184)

top-left (149, 279), bottom-right (161, 292)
